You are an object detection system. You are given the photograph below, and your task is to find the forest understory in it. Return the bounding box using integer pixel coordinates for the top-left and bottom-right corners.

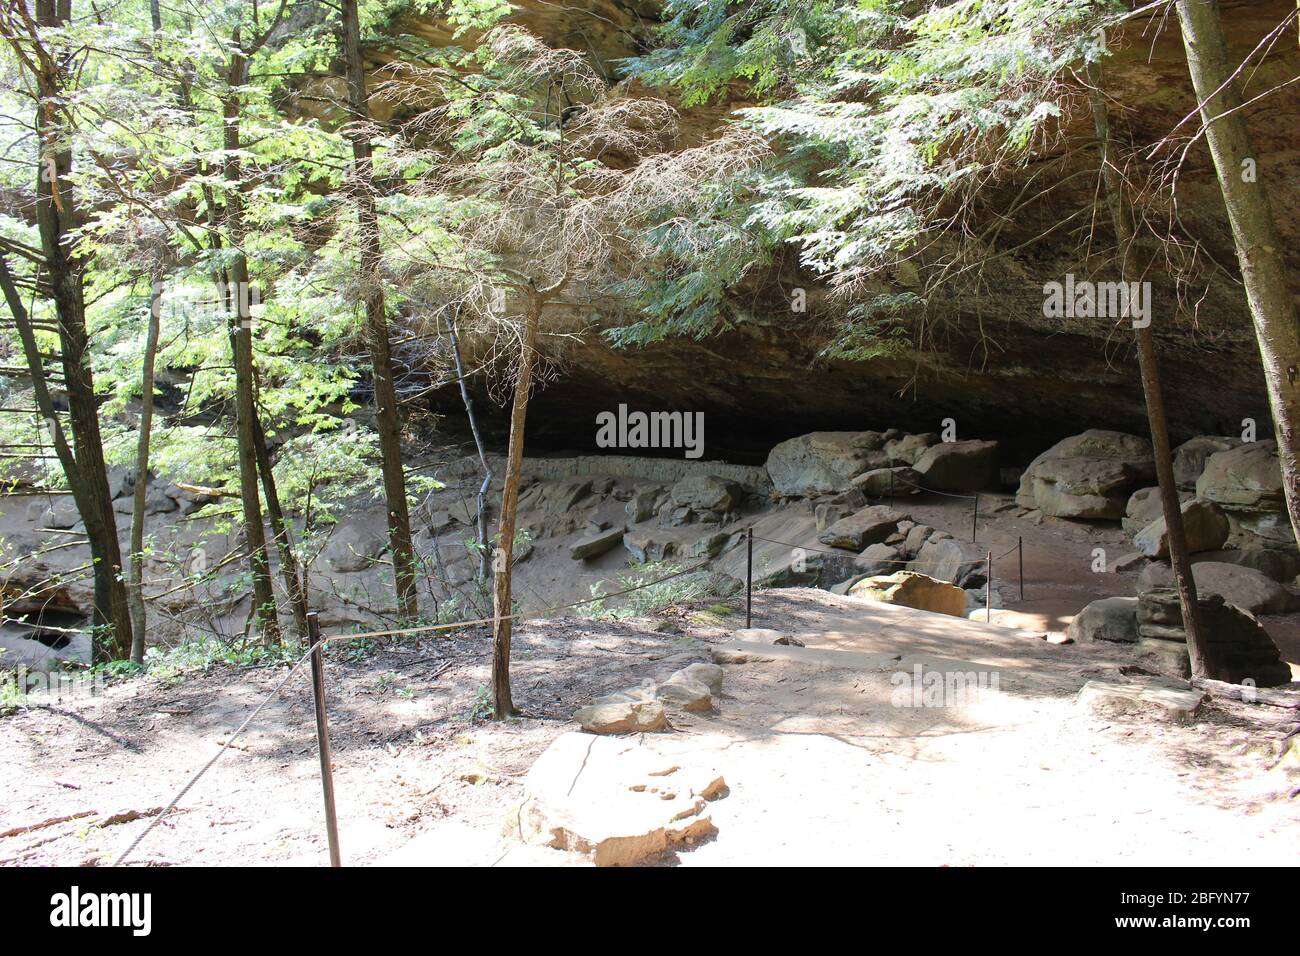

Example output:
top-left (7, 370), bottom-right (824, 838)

top-left (2, 0), bottom-right (1300, 873)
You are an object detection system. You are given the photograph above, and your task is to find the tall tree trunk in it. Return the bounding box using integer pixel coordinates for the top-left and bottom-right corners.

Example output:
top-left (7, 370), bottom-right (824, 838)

top-left (252, 414), bottom-right (310, 640)
top-left (127, 274), bottom-right (164, 663)
top-left (0, 255), bottom-right (132, 662)
top-left (449, 315), bottom-right (493, 582)
top-left (26, 0), bottom-right (133, 660)
top-left (341, 0), bottom-right (418, 621)
top-left (222, 42), bottom-right (280, 644)
top-left (1175, 0), bottom-right (1300, 549)
top-left (1086, 58), bottom-right (1209, 680)
top-left (491, 292), bottom-right (540, 719)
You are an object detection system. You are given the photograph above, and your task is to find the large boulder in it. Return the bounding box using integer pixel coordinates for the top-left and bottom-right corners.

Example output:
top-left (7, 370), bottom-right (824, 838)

top-left (1138, 561), bottom-right (1297, 615)
top-left (668, 663), bottom-right (723, 696)
top-left (1018, 458), bottom-right (1139, 519)
top-left (655, 680), bottom-right (713, 713)
top-left (818, 505), bottom-right (908, 551)
top-left (908, 536), bottom-right (986, 586)
top-left (765, 431), bottom-right (890, 497)
top-left (847, 571), bottom-right (967, 617)
top-left (1195, 441), bottom-right (1295, 551)
top-left (1017, 430), bottom-right (1153, 519)
top-left (624, 486), bottom-right (664, 523)
top-left (849, 466), bottom-right (921, 498)
top-left (1173, 436), bottom-right (1241, 490)
top-left (106, 466), bottom-right (136, 500)
top-left (686, 531), bottom-right (732, 559)
top-left (1044, 429), bottom-right (1157, 474)
top-left (1132, 498), bottom-right (1229, 558)
top-left (884, 432), bottom-right (940, 465)
top-left (570, 526), bottom-right (626, 560)
top-left (1122, 486), bottom-right (1194, 537)
top-left (573, 700), bottom-right (667, 734)
top-left (39, 498), bottom-right (82, 529)
top-left (903, 523), bottom-right (936, 555)
top-left (912, 440), bottom-right (999, 493)
top-left (830, 544), bottom-right (907, 594)
top-left (856, 543), bottom-right (905, 577)
top-left (1136, 588), bottom-right (1292, 686)
top-left (655, 663), bottom-right (722, 713)
top-left (1192, 548), bottom-right (1300, 583)
top-left (113, 483), bottom-right (182, 516)
top-left (717, 509), bottom-right (880, 588)
top-left (1195, 441), bottom-right (1284, 512)
top-left (1066, 596), bottom-right (1140, 644)
top-left (670, 475), bottom-right (742, 512)
top-left (517, 732), bottom-right (723, 866)
top-left (541, 478), bottom-right (594, 516)
top-left (321, 523), bottom-right (387, 572)
top-left (1122, 487), bottom-right (1160, 536)
top-left (622, 531), bottom-right (677, 563)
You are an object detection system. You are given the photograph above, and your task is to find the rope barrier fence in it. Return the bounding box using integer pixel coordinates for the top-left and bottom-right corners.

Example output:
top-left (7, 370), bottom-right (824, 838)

top-left (112, 556), bottom-right (716, 867)
top-left (113, 496), bottom-right (1029, 866)
top-left (859, 468), bottom-right (988, 542)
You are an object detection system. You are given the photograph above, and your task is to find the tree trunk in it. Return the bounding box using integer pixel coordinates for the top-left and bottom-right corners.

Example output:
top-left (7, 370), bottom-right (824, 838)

top-left (0, 255), bottom-right (132, 662)
top-left (491, 292), bottom-right (540, 719)
top-left (1085, 59), bottom-right (1210, 679)
top-left (1175, 0), bottom-right (1300, 550)
top-left (341, 0), bottom-right (418, 621)
top-left (222, 43), bottom-right (280, 644)
top-left (128, 274), bottom-right (163, 663)
top-left (26, 0), bottom-right (132, 660)
top-left (449, 315), bottom-right (493, 582)
top-left (252, 414), bottom-right (310, 640)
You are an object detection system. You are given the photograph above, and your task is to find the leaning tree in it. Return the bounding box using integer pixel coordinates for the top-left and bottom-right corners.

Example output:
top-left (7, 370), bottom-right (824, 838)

top-left (0, 0), bottom-right (134, 659)
top-left (381, 24), bottom-right (762, 716)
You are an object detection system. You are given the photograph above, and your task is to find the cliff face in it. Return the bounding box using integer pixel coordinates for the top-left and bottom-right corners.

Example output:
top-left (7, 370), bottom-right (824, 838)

top-left (404, 1), bottom-right (1300, 463)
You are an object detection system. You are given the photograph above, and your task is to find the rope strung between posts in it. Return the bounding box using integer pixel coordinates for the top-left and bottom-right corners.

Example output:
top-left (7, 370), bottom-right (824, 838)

top-left (112, 640), bottom-right (319, 867)
top-left (751, 534), bottom-right (919, 564)
top-left (112, 557), bottom-right (714, 866)
top-left (328, 559), bottom-right (712, 643)
top-left (885, 472), bottom-right (980, 500)
top-left (751, 533), bottom-right (1021, 564)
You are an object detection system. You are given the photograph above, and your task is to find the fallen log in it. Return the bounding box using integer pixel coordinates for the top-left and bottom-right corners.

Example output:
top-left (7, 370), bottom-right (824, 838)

top-left (174, 482), bottom-right (238, 498)
top-left (1191, 677), bottom-right (1300, 709)
top-left (0, 809), bottom-right (95, 840)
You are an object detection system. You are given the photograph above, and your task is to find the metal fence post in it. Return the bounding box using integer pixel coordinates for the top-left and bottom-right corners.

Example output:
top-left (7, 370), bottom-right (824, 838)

top-left (745, 527), bottom-right (753, 629)
top-left (986, 551), bottom-right (993, 623)
top-left (1018, 535), bottom-right (1024, 602)
top-left (307, 611), bottom-right (341, 867)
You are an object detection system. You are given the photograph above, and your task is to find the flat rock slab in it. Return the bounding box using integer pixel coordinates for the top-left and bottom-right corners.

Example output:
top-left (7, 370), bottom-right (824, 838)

top-left (569, 526), bottom-right (626, 560)
top-left (518, 732), bottom-right (727, 866)
top-left (1077, 680), bottom-right (1205, 722)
